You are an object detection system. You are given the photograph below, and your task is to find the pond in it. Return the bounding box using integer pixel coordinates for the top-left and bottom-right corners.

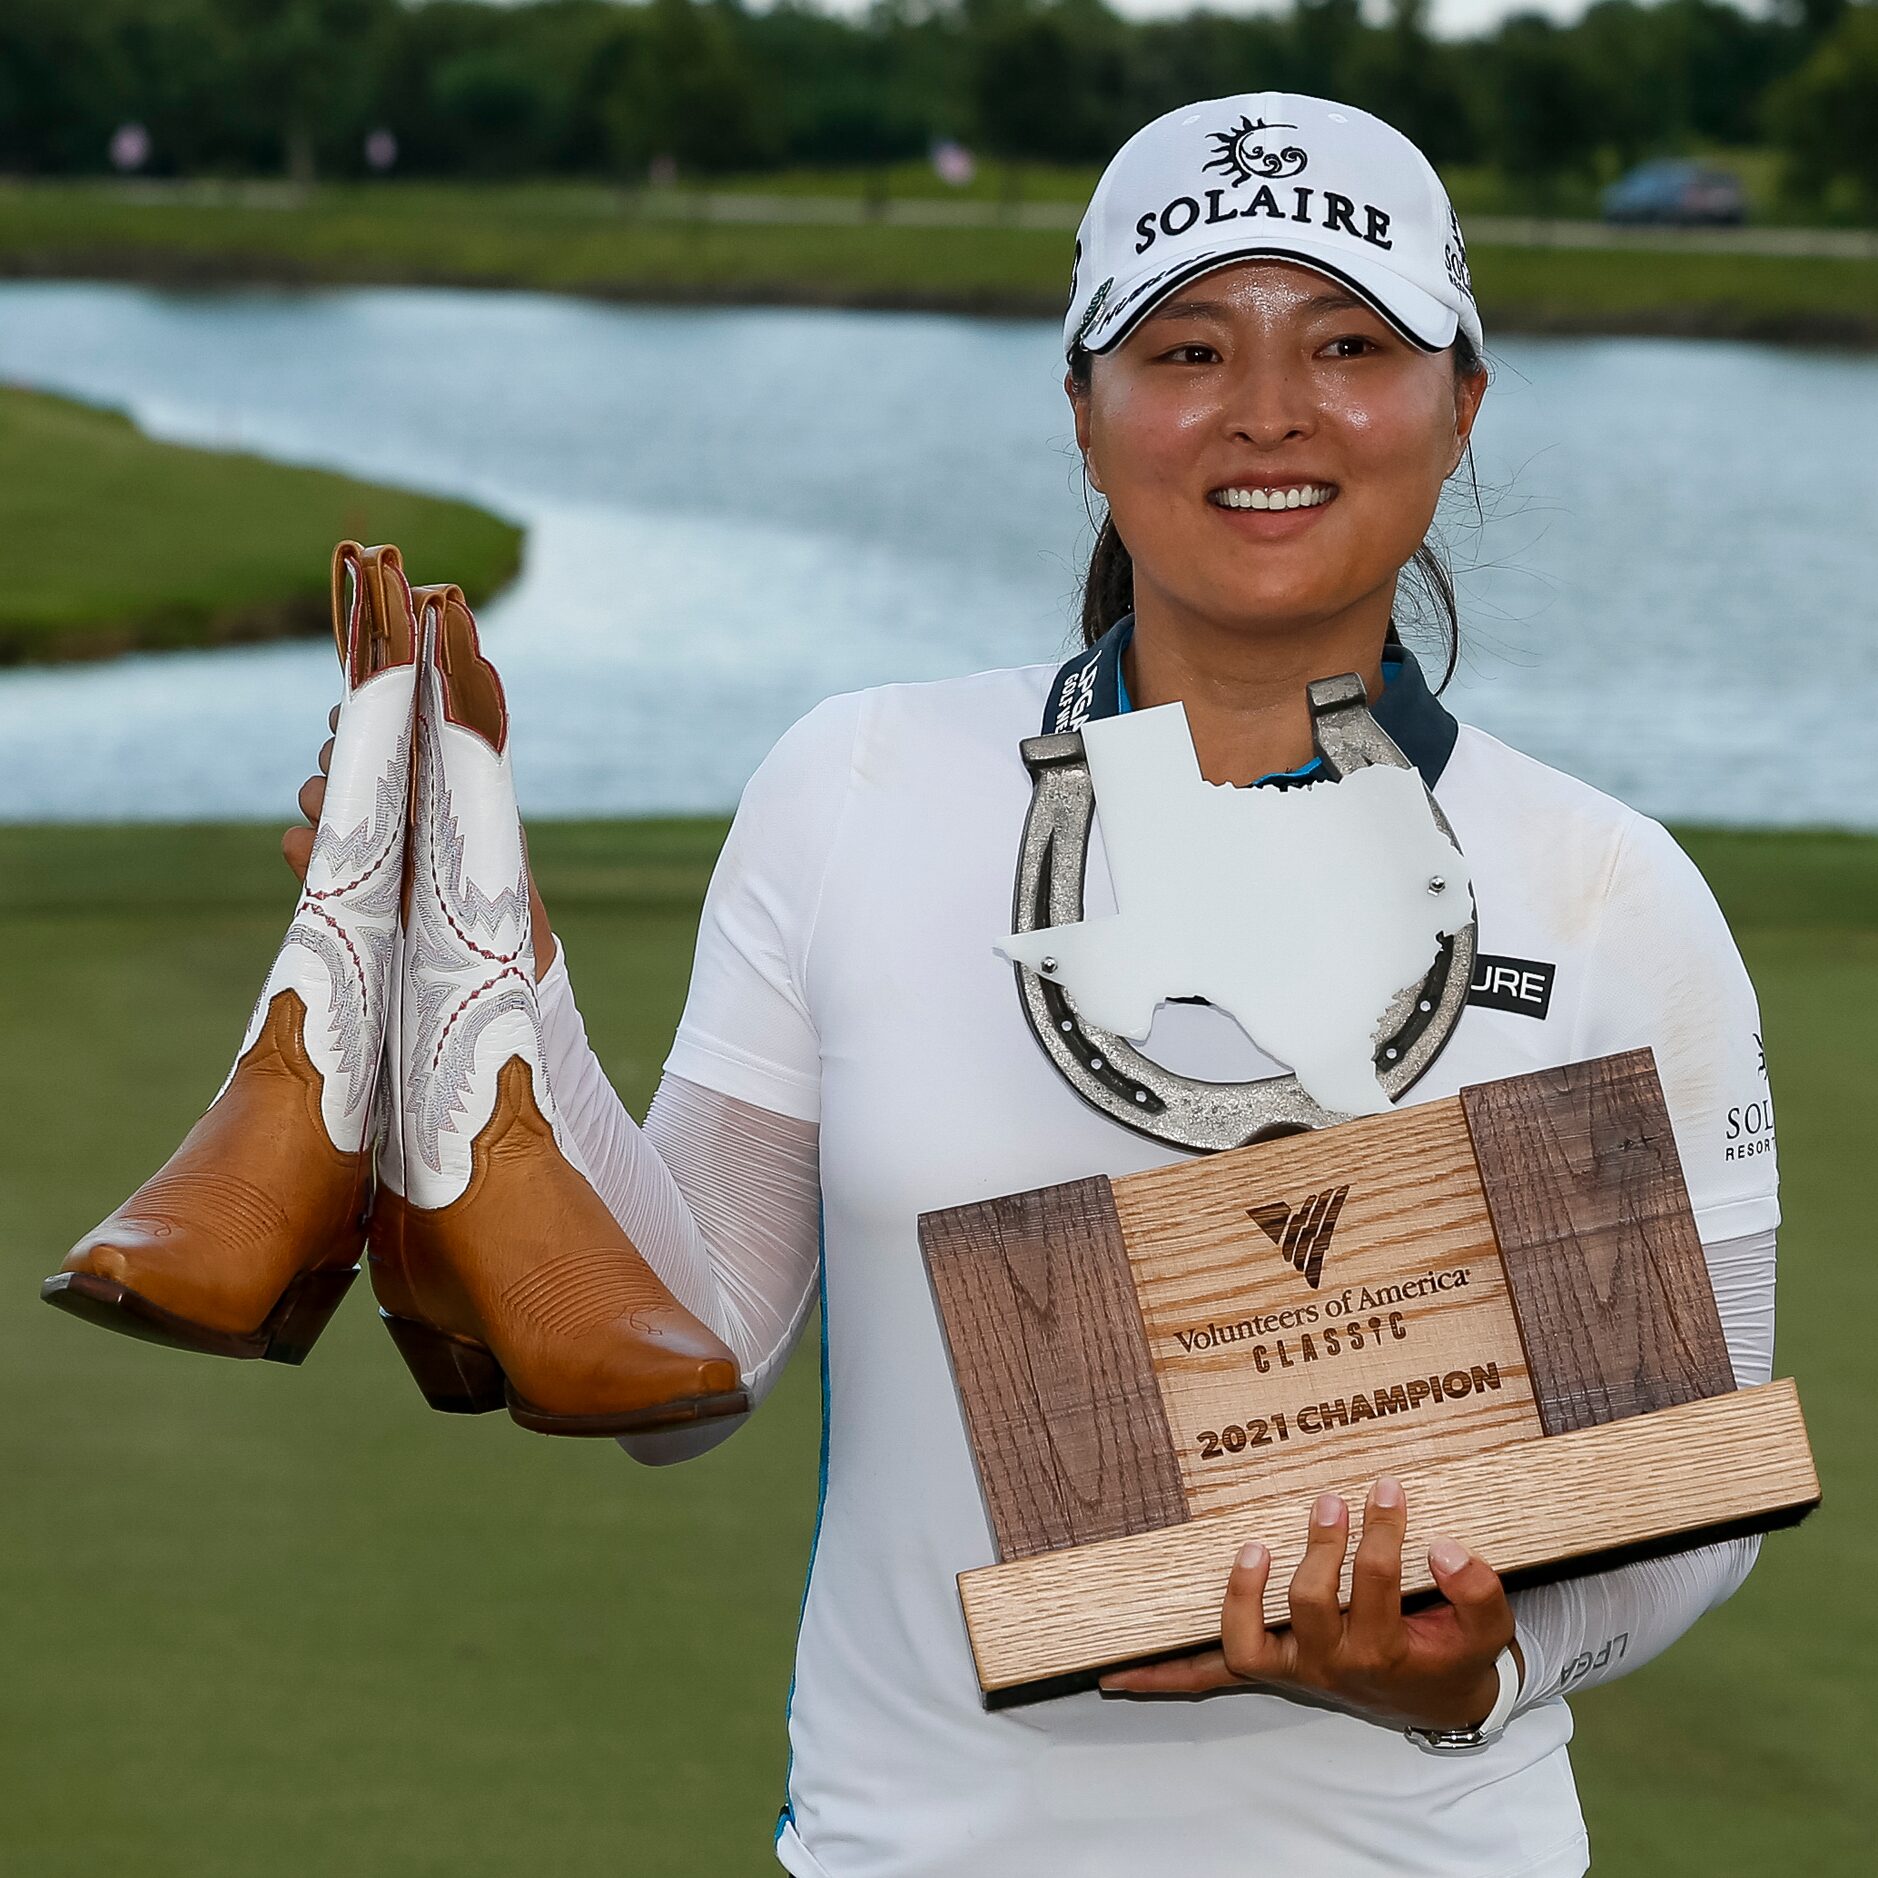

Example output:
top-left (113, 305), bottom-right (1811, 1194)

top-left (1, 282), bottom-right (1872, 828)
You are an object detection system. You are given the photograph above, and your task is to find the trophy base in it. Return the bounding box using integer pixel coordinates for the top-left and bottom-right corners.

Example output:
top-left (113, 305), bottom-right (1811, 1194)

top-left (958, 1378), bottom-right (1818, 1702)
top-left (920, 1050), bottom-right (1819, 1704)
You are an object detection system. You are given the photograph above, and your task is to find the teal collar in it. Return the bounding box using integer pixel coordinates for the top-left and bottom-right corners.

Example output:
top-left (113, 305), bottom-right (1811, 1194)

top-left (1092, 613), bottom-right (1455, 790)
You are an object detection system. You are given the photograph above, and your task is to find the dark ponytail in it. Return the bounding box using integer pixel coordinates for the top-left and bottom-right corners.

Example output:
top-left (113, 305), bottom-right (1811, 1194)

top-left (1069, 332), bottom-right (1488, 693)
top-left (1077, 487), bottom-right (1135, 649)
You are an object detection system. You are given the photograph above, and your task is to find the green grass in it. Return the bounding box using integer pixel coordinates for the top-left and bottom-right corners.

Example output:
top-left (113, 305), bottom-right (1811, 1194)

top-left (1468, 242), bottom-right (1878, 345)
top-left (2, 180), bottom-right (1873, 346)
top-left (713, 148), bottom-right (1864, 228)
top-left (713, 157), bottom-right (1100, 203)
top-left (0, 819), bottom-right (1870, 1875)
top-left (0, 817), bottom-right (810, 1878)
top-left (0, 387), bottom-right (523, 663)
top-left (376, 150), bottom-right (1844, 225)
top-left (1566, 831), bottom-right (1878, 1868)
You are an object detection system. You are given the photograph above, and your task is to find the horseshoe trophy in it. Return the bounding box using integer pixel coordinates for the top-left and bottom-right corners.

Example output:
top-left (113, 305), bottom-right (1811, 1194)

top-left (1010, 672), bottom-right (1474, 1151)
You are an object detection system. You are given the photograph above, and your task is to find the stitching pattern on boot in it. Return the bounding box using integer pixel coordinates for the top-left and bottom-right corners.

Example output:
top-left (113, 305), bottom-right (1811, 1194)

top-left (305, 715), bottom-right (411, 898)
top-left (498, 1249), bottom-right (674, 1341)
top-left (238, 724), bottom-right (410, 1128)
top-left (410, 980), bottom-right (534, 1174)
top-left (413, 705), bottom-right (529, 962)
top-left (114, 1171), bottom-right (289, 1249)
top-left (404, 662), bottom-right (539, 1178)
top-left (283, 914), bottom-right (382, 1118)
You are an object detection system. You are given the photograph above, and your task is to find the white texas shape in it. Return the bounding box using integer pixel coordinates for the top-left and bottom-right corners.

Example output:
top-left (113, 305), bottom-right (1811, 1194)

top-left (997, 700), bottom-right (1471, 1117)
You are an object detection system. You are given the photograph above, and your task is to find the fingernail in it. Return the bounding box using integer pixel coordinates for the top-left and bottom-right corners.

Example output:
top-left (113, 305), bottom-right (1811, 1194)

top-left (1313, 1492), bottom-right (1345, 1528)
top-left (1237, 1540), bottom-right (1266, 1571)
top-left (1372, 1475), bottom-right (1403, 1509)
top-left (1429, 1538), bottom-right (1469, 1574)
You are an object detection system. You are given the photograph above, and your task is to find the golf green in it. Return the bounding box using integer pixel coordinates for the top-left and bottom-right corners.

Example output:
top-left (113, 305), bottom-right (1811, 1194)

top-left (0, 388), bottom-right (522, 663)
top-left (1, 819), bottom-right (1867, 1875)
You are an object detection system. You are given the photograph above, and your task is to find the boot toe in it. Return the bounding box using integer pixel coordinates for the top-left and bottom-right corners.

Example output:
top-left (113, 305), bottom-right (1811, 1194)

top-left (501, 1312), bottom-right (745, 1425)
top-left (700, 1355), bottom-right (742, 1398)
top-left (637, 1309), bottom-right (742, 1399)
top-left (57, 1222), bottom-right (275, 1338)
top-left (62, 1228), bottom-right (157, 1288)
top-left (604, 1324), bottom-right (743, 1413)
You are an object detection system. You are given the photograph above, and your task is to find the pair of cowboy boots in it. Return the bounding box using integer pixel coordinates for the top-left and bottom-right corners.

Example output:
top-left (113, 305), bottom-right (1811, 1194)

top-left (43, 543), bottom-right (745, 1437)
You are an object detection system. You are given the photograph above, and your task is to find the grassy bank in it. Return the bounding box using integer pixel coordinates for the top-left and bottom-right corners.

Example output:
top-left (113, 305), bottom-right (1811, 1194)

top-left (1, 818), bottom-right (1870, 1875)
top-left (0, 387), bottom-right (523, 664)
top-left (2, 182), bottom-right (1875, 348)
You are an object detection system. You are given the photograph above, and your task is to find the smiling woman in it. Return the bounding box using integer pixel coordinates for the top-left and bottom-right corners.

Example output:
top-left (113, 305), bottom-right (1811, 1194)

top-left (244, 89), bottom-right (1780, 1878)
top-left (422, 93), bottom-right (1770, 1878)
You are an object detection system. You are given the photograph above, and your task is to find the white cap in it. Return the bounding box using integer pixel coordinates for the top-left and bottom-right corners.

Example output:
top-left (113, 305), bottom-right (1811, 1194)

top-left (1064, 93), bottom-right (1482, 360)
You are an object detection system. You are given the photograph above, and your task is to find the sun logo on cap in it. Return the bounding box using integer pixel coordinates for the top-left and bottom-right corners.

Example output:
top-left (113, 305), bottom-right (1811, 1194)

top-left (1204, 115), bottom-right (1308, 186)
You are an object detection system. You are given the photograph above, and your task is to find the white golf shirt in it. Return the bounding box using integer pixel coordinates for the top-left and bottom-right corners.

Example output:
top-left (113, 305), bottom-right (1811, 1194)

top-left (541, 649), bottom-right (1779, 1878)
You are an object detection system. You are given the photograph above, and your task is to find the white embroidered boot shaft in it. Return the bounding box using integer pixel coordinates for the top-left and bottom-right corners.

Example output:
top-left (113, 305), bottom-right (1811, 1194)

top-left (367, 583), bottom-right (746, 1436)
top-left (44, 544), bottom-right (419, 1362)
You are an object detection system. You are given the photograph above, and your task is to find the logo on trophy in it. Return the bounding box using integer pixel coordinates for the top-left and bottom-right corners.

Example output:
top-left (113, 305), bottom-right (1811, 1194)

top-left (1250, 1187), bottom-right (1349, 1287)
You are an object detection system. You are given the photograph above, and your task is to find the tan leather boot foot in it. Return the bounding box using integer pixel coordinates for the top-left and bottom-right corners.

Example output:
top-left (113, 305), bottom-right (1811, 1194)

top-left (369, 584), bottom-right (747, 1434)
top-left (372, 1059), bottom-right (745, 1433)
top-left (50, 990), bottom-right (370, 1360)
top-left (43, 543), bottom-right (418, 1364)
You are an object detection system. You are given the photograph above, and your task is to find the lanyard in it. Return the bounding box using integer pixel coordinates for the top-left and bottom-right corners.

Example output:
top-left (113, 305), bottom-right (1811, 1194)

top-left (1041, 612), bottom-right (1459, 794)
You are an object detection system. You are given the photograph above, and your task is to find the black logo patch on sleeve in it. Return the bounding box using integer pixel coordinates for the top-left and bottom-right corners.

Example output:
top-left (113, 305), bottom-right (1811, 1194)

top-left (1467, 954), bottom-right (1556, 1020)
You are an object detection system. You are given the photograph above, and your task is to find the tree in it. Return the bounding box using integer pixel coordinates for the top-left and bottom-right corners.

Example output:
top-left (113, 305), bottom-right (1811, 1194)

top-left (1129, 13), bottom-right (1300, 128)
top-left (743, 2), bottom-right (935, 168)
top-left (1772, 0), bottom-right (1852, 47)
top-left (0, 0), bottom-right (1847, 195)
top-left (1764, 1), bottom-right (1878, 214)
top-left (1342, 0), bottom-right (1475, 166)
top-left (966, 0), bottom-right (1130, 166)
top-left (1479, 12), bottom-right (1604, 207)
top-left (0, 1), bottom-right (125, 173)
top-left (603, 0), bottom-right (778, 175)
top-left (1289, 0), bottom-right (1364, 100)
top-left (208, 0), bottom-right (397, 182)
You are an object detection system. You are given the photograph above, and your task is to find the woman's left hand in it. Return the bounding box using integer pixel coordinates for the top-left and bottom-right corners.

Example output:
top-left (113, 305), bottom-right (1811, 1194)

top-left (1098, 1476), bottom-right (1521, 1731)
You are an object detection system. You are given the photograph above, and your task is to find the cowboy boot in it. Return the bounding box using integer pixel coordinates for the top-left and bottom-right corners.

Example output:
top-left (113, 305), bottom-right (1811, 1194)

top-left (366, 582), bottom-right (747, 1436)
top-left (42, 543), bottom-right (419, 1363)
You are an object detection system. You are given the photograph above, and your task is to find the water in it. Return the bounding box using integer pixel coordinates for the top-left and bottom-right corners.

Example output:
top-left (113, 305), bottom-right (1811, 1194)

top-left (1, 281), bottom-right (1872, 828)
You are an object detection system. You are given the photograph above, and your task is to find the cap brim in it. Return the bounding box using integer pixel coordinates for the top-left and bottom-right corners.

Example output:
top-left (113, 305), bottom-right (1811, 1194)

top-left (1078, 236), bottom-right (1464, 357)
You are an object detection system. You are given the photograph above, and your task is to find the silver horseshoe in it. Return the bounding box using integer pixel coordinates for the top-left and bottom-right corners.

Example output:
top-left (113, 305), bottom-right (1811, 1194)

top-left (1010, 672), bottom-right (1477, 1152)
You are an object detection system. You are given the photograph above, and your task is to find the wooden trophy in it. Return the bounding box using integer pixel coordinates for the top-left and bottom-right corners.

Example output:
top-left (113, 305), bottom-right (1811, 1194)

top-left (918, 1048), bottom-right (1819, 1703)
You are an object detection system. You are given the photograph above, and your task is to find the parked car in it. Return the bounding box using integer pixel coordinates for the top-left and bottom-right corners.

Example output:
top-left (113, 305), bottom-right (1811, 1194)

top-left (1601, 159), bottom-right (1747, 226)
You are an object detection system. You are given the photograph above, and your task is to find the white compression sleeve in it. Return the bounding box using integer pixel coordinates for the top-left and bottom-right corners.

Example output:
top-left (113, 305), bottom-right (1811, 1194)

top-left (536, 942), bottom-right (822, 1465)
top-left (1507, 1223), bottom-right (1777, 1711)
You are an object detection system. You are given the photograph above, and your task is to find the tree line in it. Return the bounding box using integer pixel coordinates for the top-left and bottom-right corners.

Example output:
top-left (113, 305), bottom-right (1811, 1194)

top-left (2, 0), bottom-right (1874, 215)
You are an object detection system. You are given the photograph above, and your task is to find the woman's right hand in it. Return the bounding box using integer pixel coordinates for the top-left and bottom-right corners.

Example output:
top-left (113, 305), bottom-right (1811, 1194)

top-left (281, 704), bottom-right (340, 884)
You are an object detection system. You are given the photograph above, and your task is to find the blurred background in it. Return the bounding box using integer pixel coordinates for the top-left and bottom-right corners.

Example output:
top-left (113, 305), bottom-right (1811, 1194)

top-left (0, 1), bottom-right (1873, 1874)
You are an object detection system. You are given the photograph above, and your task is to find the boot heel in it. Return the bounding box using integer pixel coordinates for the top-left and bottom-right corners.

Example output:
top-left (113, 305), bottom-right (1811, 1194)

top-left (379, 1310), bottom-right (507, 1414)
top-left (261, 1265), bottom-right (361, 1366)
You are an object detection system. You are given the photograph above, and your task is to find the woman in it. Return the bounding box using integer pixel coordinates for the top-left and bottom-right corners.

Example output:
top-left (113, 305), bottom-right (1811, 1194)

top-left (295, 90), bottom-right (1778, 1878)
